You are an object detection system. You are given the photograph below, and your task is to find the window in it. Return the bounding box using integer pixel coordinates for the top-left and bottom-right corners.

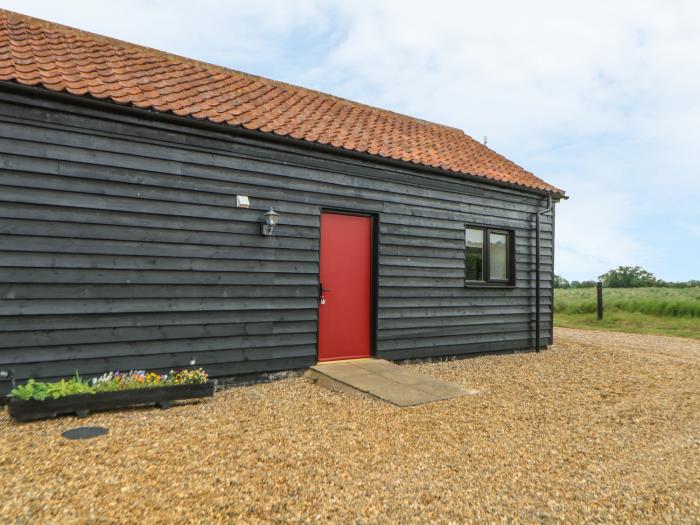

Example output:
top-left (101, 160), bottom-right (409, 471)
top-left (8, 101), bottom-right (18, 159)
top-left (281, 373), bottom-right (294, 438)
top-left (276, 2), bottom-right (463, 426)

top-left (465, 225), bottom-right (514, 285)
top-left (465, 228), bottom-right (484, 281)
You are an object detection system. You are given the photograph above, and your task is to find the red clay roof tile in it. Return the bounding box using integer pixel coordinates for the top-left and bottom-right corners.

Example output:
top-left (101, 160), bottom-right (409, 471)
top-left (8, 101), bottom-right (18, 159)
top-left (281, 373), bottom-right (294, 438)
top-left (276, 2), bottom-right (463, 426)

top-left (0, 9), bottom-right (564, 195)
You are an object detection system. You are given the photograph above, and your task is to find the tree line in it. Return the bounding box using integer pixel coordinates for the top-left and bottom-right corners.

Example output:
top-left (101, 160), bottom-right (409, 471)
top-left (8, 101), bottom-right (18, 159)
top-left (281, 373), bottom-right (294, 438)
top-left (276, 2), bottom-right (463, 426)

top-left (554, 266), bottom-right (700, 288)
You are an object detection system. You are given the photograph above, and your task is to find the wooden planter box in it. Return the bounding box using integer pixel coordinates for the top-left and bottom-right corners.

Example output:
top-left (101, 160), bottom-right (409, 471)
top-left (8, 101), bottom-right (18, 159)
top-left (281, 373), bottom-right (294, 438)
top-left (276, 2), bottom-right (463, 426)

top-left (7, 382), bottom-right (215, 422)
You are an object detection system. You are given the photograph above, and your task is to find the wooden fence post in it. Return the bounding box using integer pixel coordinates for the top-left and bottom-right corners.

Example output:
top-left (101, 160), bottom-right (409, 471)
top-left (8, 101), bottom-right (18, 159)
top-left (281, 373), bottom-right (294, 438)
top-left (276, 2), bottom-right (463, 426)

top-left (597, 281), bottom-right (603, 320)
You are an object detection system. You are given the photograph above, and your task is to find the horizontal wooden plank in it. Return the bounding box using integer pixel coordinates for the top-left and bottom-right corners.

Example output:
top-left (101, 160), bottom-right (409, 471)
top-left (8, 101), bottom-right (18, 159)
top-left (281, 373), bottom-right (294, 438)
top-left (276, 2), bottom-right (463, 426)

top-left (0, 309), bottom-right (317, 332)
top-left (379, 266), bottom-right (465, 278)
top-left (378, 321), bottom-right (532, 340)
top-left (379, 329), bottom-right (538, 351)
top-left (0, 319), bottom-right (317, 349)
top-left (379, 244), bottom-right (465, 259)
top-left (378, 338), bottom-right (540, 360)
top-left (379, 256), bottom-right (552, 271)
top-left (0, 177), bottom-right (319, 228)
top-left (379, 255), bottom-right (464, 269)
top-left (1, 331), bottom-right (317, 364)
top-left (0, 268), bottom-right (319, 285)
top-left (0, 252), bottom-right (319, 274)
top-left (379, 296), bottom-right (551, 308)
top-left (379, 287), bottom-right (547, 298)
top-left (0, 217), bottom-right (319, 250)
top-left (0, 298), bottom-right (317, 316)
top-left (378, 276), bottom-right (465, 288)
top-left (379, 305), bottom-right (551, 319)
top-left (0, 202), bottom-right (319, 239)
top-left (0, 168), bottom-right (320, 217)
top-left (197, 356), bottom-right (315, 378)
top-left (0, 284), bottom-right (318, 300)
top-left (0, 234), bottom-right (318, 262)
top-left (378, 313), bottom-right (534, 330)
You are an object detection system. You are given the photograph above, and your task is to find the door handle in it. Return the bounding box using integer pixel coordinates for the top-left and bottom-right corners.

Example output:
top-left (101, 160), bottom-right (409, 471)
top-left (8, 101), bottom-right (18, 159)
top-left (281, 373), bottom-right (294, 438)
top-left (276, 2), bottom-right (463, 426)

top-left (319, 282), bottom-right (332, 304)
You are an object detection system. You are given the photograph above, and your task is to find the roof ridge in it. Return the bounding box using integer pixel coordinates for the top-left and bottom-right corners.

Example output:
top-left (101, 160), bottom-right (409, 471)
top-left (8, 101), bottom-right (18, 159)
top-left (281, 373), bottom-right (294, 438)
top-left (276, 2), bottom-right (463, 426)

top-left (0, 8), bottom-right (463, 134)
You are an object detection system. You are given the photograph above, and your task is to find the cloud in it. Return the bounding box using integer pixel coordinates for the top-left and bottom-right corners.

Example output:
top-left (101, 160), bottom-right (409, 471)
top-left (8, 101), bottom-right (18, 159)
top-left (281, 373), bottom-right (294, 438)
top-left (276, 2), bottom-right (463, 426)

top-left (2, 0), bottom-right (335, 77)
top-left (5, 0), bottom-right (699, 280)
top-left (556, 183), bottom-right (645, 278)
top-left (297, 0), bottom-right (700, 280)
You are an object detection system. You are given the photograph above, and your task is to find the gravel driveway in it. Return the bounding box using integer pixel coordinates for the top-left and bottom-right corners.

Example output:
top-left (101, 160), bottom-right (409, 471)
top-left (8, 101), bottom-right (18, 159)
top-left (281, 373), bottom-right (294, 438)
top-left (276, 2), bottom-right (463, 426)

top-left (1, 328), bottom-right (699, 524)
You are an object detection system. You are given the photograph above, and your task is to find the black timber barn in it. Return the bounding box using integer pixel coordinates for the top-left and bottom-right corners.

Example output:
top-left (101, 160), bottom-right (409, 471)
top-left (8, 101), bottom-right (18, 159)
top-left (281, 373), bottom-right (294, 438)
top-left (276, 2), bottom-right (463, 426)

top-left (0, 11), bottom-right (565, 395)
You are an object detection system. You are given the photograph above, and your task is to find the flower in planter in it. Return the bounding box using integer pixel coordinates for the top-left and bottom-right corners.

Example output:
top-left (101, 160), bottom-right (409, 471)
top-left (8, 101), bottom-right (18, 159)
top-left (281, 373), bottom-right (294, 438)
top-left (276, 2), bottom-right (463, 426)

top-left (169, 368), bottom-right (209, 385)
top-left (145, 372), bottom-right (163, 384)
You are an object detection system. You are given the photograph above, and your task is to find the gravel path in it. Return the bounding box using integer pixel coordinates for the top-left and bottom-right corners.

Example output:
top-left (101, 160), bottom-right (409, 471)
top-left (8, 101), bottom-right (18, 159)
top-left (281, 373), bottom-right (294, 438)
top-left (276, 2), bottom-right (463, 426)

top-left (1, 328), bottom-right (699, 524)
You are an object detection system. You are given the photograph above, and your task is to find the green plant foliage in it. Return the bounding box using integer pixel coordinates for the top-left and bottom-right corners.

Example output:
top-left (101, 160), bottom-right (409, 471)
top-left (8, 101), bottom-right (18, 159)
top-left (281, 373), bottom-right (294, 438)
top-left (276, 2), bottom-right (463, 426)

top-left (555, 287), bottom-right (700, 318)
top-left (8, 379), bottom-right (50, 401)
top-left (569, 280), bottom-right (597, 288)
top-left (598, 266), bottom-right (659, 288)
top-left (555, 311), bottom-right (700, 340)
top-left (9, 372), bottom-right (96, 401)
top-left (554, 287), bottom-right (700, 339)
top-left (553, 274), bottom-right (570, 288)
top-left (45, 373), bottom-right (96, 399)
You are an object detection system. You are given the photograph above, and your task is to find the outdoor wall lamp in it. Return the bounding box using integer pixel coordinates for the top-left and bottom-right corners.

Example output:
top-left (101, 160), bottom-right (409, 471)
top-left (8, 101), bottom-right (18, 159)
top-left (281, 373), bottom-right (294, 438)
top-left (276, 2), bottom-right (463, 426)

top-left (261, 208), bottom-right (280, 236)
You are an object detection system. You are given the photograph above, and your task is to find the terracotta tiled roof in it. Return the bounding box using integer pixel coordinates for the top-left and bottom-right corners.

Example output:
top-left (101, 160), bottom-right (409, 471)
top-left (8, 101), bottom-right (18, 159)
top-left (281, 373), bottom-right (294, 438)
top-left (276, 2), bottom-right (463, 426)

top-left (0, 10), bottom-right (564, 195)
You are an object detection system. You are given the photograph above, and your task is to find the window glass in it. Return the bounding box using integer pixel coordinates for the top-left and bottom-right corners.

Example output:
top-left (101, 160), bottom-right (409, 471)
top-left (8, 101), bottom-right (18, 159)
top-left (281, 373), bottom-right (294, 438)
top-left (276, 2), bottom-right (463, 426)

top-left (465, 228), bottom-right (484, 281)
top-left (489, 231), bottom-right (508, 281)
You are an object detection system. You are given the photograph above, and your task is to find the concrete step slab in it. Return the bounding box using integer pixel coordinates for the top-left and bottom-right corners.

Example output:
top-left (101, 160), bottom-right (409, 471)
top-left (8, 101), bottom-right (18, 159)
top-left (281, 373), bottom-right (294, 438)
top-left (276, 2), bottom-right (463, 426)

top-left (306, 358), bottom-right (478, 407)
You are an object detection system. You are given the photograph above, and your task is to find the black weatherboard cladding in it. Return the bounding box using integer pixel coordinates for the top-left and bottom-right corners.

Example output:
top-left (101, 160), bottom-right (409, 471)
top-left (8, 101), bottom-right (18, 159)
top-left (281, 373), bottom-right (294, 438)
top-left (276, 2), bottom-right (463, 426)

top-left (0, 85), bottom-right (555, 395)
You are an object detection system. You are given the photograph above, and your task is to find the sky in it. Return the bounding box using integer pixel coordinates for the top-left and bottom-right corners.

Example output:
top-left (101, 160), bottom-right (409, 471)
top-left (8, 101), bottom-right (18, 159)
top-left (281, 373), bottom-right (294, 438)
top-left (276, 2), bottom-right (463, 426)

top-left (4, 0), bottom-right (699, 281)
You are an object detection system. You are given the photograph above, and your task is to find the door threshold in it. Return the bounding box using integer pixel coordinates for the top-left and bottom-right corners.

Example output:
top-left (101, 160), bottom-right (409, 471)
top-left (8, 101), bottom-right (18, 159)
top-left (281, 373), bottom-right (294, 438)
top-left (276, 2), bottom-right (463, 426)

top-left (317, 357), bottom-right (373, 364)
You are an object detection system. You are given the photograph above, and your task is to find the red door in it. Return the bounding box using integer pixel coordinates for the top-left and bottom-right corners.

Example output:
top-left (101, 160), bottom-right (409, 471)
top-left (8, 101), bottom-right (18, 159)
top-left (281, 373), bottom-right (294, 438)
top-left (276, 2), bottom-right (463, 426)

top-left (318, 212), bottom-right (372, 361)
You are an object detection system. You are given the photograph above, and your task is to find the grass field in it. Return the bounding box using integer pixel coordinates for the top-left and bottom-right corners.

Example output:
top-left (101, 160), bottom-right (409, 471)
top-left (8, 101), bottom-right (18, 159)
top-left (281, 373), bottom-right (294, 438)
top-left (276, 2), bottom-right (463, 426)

top-left (554, 287), bottom-right (700, 339)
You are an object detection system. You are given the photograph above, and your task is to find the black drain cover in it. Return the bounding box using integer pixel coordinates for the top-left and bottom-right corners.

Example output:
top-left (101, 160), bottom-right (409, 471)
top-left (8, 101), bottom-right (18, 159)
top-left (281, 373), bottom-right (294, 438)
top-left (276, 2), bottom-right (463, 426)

top-left (62, 426), bottom-right (109, 440)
